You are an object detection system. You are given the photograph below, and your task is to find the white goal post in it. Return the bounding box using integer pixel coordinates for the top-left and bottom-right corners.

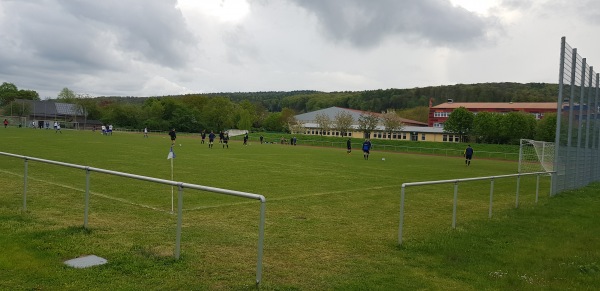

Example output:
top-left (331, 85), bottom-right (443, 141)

top-left (518, 139), bottom-right (555, 173)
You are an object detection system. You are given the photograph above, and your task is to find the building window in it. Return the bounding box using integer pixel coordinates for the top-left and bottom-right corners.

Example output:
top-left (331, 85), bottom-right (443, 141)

top-left (434, 112), bottom-right (451, 118)
top-left (421, 134), bottom-right (425, 141)
top-left (402, 133), bottom-right (407, 140)
top-left (443, 134), bottom-right (448, 142)
top-left (433, 123), bottom-right (443, 128)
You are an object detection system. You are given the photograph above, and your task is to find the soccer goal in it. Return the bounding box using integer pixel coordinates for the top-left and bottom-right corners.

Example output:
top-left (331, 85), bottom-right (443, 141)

top-left (518, 139), bottom-right (555, 173)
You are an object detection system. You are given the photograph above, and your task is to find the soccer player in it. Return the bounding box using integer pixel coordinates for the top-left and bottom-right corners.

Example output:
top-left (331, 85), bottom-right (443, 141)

top-left (347, 138), bottom-right (352, 154)
top-left (201, 131), bottom-right (206, 144)
top-left (243, 133), bottom-right (249, 145)
top-left (143, 127), bottom-right (148, 138)
top-left (55, 123), bottom-right (62, 134)
top-left (464, 144), bottom-right (474, 166)
top-left (362, 139), bottom-right (371, 160)
top-left (208, 131), bottom-right (215, 148)
top-left (169, 128), bottom-right (177, 145)
top-left (223, 132), bottom-right (229, 149)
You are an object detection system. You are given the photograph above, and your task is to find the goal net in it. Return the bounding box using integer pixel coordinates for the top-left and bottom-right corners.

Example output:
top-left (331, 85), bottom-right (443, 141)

top-left (518, 139), bottom-right (555, 173)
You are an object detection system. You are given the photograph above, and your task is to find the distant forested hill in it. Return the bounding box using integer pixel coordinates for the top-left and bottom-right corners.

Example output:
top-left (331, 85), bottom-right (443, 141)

top-left (197, 82), bottom-right (559, 113)
top-left (92, 82), bottom-right (559, 114)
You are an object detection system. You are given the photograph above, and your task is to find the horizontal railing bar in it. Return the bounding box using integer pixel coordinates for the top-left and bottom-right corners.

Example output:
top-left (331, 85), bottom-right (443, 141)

top-left (402, 171), bottom-right (555, 188)
top-left (0, 151), bottom-right (265, 202)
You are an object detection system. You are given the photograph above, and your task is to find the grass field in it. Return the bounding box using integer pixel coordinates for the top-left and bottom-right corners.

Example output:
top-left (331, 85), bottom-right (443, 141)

top-left (0, 128), bottom-right (598, 290)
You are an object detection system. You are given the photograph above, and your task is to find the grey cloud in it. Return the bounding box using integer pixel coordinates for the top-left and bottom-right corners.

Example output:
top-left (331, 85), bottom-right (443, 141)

top-left (1, 0), bottom-right (196, 72)
top-left (284, 0), bottom-right (500, 48)
top-left (56, 0), bottom-right (196, 67)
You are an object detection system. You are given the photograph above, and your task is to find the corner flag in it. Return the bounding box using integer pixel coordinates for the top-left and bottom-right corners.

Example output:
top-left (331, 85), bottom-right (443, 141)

top-left (167, 146), bottom-right (176, 159)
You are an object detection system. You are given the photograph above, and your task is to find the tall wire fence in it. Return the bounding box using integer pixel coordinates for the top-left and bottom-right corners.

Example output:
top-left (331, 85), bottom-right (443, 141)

top-left (553, 37), bottom-right (600, 194)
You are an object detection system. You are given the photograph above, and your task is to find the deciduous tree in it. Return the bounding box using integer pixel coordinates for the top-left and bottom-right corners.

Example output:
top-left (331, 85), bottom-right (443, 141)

top-left (535, 113), bottom-right (557, 142)
top-left (315, 112), bottom-right (332, 135)
top-left (381, 111), bottom-right (404, 139)
top-left (357, 113), bottom-right (380, 139)
top-left (443, 107), bottom-right (474, 142)
top-left (334, 110), bottom-right (354, 137)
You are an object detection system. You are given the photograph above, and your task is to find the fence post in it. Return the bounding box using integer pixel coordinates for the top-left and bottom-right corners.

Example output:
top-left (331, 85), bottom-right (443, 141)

top-left (174, 184), bottom-right (184, 259)
top-left (515, 175), bottom-right (521, 208)
top-left (398, 185), bottom-right (406, 245)
top-left (23, 158), bottom-right (28, 212)
top-left (256, 198), bottom-right (266, 285)
top-left (489, 178), bottom-right (494, 218)
top-left (84, 168), bottom-right (91, 229)
top-left (452, 181), bottom-right (458, 228)
top-left (535, 174), bottom-right (540, 204)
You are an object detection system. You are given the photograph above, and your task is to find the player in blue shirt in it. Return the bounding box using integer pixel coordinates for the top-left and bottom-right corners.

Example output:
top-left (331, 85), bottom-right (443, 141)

top-left (464, 144), bottom-right (474, 166)
top-left (362, 139), bottom-right (372, 160)
top-left (208, 131), bottom-right (215, 149)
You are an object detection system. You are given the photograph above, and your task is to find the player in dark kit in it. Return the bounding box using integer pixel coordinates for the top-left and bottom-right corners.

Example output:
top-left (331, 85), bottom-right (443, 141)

top-left (362, 139), bottom-right (372, 160)
top-left (347, 138), bottom-right (352, 154)
top-left (464, 144), bottom-right (474, 166)
top-left (169, 128), bottom-right (176, 145)
top-left (201, 131), bottom-right (206, 144)
top-left (223, 132), bottom-right (229, 149)
top-left (208, 131), bottom-right (215, 148)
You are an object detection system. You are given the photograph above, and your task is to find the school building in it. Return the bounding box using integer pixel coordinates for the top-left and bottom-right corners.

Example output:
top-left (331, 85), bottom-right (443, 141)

top-left (428, 101), bottom-right (558, 128)
top-left (294, 107), bottom-right (457, 142)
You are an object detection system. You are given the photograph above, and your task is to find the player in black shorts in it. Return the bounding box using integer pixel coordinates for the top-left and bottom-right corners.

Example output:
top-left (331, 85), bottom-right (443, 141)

top-left (362, 139), bottom-right (371, 160)
top-left (169, 128), bottom-right (176, 145)
top-left (223, 132), bottom-right (229, 149)
top-left (208, 131), bottom-right (215, 149)
top-left (464, 145), bottom-right (474, 166)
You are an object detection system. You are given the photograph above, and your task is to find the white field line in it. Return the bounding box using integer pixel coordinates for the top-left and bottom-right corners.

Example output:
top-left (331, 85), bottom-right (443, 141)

top-left (0, 169), bottom-right (170, 213)
top-left (1, 169), bottom-right (403, 212)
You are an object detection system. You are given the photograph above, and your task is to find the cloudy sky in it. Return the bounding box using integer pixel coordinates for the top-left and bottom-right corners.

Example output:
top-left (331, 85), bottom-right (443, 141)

top-left (1, 0), bottom-right (599, 99)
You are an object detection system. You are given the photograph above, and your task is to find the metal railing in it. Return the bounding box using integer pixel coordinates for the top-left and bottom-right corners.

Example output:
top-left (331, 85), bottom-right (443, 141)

top-left (398, 171), bottom-right (555, 245)
top-left (0, 151), bottom-right (266, 285)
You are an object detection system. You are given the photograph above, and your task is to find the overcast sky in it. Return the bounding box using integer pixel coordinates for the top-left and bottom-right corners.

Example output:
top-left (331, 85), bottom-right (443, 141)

top-left (1, 0), bottom-right (599, 99)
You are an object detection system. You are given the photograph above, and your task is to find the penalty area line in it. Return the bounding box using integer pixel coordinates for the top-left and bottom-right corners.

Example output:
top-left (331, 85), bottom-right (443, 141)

top-left (0, 169), bottom-right (171, 213)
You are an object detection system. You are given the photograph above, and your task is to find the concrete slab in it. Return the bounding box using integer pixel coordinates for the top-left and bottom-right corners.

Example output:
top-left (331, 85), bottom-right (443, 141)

top-left (64, 255), bottom-right (107, 268)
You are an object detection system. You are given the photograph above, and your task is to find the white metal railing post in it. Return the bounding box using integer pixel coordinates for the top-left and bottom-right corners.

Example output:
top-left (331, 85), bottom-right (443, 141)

top-left (84, 167), bottom-right (90, 228)
top-left (535, 174), bottom-right (540, 204)
top-left (23, 158), bottom-right (28, 212)
top-left (550, 172), bottom-right (555, 196)
top-left (489, 178), bottom-right (494, 218)
top-left (256, 198), bottom-right (266, 286)
top-left (398, 185), bottom-right (406, 245)
top-left (515, 175), bottom-right (521, 208)
top-left (452, 182), bottom-right (458, 229)
top-left (175, 184), bottom-right (184, 259)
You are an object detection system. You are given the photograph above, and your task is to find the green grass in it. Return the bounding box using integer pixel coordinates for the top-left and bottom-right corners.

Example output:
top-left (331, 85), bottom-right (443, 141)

top-left (0, 128), bottom-right (598, 290)
top-left (234, 132), bottom-right (521, 160)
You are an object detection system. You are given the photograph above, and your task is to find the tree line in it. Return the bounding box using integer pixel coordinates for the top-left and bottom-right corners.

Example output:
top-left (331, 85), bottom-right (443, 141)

top-left (443, 107), bottom-right (557, 144)
top-left (1, 82), bottom-right (560, 143)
